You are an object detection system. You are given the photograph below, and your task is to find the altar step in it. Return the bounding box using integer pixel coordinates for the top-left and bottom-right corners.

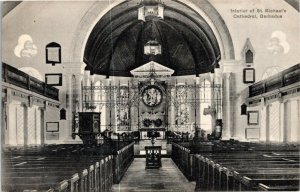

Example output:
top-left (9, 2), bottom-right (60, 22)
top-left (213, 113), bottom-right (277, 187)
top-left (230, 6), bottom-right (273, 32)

top-left (134, 151), bottom-right (171, 158)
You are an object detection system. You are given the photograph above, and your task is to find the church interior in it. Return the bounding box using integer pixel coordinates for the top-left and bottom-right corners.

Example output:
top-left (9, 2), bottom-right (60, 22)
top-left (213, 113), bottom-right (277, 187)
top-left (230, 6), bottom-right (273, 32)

top-left (1, 0), bottom-right (300, 191)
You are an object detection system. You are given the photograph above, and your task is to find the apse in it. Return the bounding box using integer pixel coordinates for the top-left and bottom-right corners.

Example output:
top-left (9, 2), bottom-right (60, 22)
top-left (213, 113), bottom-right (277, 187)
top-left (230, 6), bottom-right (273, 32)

top-left (84, 0), bottom-right (220, 77)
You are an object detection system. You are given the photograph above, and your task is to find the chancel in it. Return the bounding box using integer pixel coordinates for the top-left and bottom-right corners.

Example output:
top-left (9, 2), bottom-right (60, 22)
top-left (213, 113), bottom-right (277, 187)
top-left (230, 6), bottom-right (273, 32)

top-left (1, 0), bottom-right (300, 191)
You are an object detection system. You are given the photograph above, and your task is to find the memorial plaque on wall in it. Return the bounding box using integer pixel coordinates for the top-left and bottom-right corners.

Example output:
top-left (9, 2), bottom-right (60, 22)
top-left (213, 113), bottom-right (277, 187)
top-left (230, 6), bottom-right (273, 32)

top-left (45, 73), bottom-right (62, 86)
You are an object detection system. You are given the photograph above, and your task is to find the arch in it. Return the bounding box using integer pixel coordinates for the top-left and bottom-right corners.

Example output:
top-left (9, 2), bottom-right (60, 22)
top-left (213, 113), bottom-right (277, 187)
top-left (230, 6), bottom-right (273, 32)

top-left (70, 0), bottom-right (235, 63)
top-left (261, 66), bottom-right (283, 80)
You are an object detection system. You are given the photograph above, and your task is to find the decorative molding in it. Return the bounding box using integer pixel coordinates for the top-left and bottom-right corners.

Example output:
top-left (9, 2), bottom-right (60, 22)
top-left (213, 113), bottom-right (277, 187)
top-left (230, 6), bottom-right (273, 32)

top-left (241, 38), bottom-right (255, 66)
top-left (247, 84), bottom-right (300, 106)
top-left (219, 60), bottom-right (242, 73)
top-left (130, 61), bottom-right (174, 76)
top-left (2, 87), bottom-right (59, 110)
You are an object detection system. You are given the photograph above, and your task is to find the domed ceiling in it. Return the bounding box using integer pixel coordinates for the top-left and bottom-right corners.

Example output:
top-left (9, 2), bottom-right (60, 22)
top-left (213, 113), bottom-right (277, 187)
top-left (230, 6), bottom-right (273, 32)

top-left (84, 0), bottom-right (221, 77)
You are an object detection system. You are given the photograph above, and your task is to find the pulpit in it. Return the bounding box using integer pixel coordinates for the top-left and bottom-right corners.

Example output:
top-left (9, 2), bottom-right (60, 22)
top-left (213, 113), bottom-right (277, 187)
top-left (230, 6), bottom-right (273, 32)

top-left (145, 146), bottom-right (162, 169)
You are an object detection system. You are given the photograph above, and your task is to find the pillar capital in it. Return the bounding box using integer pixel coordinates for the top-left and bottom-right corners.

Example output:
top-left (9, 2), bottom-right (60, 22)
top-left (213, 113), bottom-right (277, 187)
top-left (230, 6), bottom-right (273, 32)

top-left (193, 77), bottom-right (200, 84)
top-left (219, 59), bottom-right (242, 74)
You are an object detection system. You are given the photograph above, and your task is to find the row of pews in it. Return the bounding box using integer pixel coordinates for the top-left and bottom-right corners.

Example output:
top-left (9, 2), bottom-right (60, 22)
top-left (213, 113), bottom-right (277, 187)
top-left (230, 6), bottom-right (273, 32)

top-left (172, 141), bottom-right (300, 191)
top-left (2, 141), bottom-right (134, 192)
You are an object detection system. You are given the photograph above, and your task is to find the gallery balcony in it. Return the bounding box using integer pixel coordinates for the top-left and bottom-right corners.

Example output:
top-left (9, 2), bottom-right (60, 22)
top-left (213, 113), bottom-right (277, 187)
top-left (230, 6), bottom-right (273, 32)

top-left (2, 62), bottom-right (59, 101)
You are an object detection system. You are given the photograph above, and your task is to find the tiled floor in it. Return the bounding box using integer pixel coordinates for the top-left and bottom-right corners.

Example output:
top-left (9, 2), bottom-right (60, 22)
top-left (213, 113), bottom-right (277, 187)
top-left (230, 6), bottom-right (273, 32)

top-left (112, 158), bottom-right (196, 192)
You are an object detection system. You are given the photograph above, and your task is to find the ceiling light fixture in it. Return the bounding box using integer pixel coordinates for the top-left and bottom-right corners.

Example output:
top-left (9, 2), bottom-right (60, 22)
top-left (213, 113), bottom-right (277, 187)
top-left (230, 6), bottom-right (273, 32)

top-left (138, 0), bottom-right (164, 21)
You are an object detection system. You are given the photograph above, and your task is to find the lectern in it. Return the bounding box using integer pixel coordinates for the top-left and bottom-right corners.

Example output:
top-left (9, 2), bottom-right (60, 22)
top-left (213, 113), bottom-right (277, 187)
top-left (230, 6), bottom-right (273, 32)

top-left (145, 146), bottom-right (162, 169)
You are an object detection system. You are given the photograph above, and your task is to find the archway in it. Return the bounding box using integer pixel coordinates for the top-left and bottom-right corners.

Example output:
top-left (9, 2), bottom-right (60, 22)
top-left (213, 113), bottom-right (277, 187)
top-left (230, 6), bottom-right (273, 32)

top-left (70, 0), bottom-right (235, 63)
top-left (73, 0), bottom-right (235, 146)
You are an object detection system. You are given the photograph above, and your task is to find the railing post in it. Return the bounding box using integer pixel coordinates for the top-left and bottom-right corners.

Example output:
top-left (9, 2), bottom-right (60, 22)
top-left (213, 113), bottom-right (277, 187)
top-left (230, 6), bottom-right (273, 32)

top-left (43, 83), bottom-right (47, 97)
top-left (3, 63), bottom-right (8, 82)
top-left (281, 71), bottom-right (284, 87)
top-left (27, 75), bottom-right (30, 90)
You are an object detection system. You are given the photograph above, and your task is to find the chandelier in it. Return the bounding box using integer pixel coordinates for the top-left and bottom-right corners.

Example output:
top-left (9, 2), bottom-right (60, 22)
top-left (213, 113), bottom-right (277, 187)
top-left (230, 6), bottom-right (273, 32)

top-left (138, 0), bottom-right (164, 21)
top-left (144, 40), bottom-right (161, 55)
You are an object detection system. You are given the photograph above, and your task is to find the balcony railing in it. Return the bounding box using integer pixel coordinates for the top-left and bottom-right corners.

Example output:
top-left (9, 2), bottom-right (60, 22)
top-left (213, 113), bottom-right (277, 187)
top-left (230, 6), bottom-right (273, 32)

top-left (2, 63), bottom-right (59, 101)
top-left (249, 64), bottom-right (300, 98)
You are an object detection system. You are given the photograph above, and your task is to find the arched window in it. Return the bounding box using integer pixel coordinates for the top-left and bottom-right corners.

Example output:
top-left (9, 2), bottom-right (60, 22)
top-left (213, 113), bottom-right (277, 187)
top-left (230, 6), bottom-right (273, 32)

top-left (245, 50), bottom-right (253, 64)
top-left (60, 108), bottom-right (66, 120)
top-left (241, 38), bottom-right (255, 66)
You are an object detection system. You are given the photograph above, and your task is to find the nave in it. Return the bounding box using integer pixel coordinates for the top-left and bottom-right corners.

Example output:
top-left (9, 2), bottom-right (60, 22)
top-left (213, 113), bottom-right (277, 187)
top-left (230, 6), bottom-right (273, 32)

top-left (2, 139), bottom-right (300, 191)
top-left (2, 0), bottom-right (300, 191)
top-left (112, 158), bottom-right (196, 192)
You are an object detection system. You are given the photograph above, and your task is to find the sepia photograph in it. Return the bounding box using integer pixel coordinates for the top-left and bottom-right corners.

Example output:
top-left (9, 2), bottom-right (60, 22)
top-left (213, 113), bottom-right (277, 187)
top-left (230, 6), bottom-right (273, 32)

top-left (1, 0), bottom-right (300, 191)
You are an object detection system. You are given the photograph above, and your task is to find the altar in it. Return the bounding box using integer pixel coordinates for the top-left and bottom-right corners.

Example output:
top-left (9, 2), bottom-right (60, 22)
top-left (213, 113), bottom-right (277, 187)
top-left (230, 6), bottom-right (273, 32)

top-left (140, 128), bottom-right (165, 140)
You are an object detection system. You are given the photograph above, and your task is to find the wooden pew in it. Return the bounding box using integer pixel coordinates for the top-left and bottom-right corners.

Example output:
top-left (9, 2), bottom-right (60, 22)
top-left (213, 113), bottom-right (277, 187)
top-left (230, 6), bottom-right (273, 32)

top-left (258, 181), bottom-right (300, 191)
top-left (2, 141), bottom-right (133, 192)
top-left (3, 161), bottom-right (93, 191)
top-left (3, 154), bottom-right (114, 192)
top-left (176, 141), bottom-right (300, 192)
top-left (4, 157), bottom-right (112, 192)
top-left (235, 173), bottom-right (300, 191)
top-left (113, 142), bottom-right (134, 183)
top-left (3, 177), bottom-right (69, 192)
top-left (209, 157), bottom-right (299, 190)
top-left (242, 177), bottom-right (300, 191)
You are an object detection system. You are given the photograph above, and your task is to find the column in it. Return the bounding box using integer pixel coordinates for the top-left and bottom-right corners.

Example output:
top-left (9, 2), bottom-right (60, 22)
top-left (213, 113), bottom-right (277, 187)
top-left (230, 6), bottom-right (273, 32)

top-left (260, 104), bottom-right (267, 142)
top-left (101, 81), bottom-right (107, 132)
top-left (268, 101), bottom-right (280, 142)
top-left (222, 73), bottom-right (231, 139)
top-left (290, 99), bottom-right (299, 142)
top-left (170, 88), bottom-right (175, 131)
top-left (194, 77), bottom-right (201, 128)
top-left (7, 101), bottom-right (18, 145)
top-left (90, 74), bottom-right (95, 112)
top-left (39, 108), bottom-right (45, 145)
top-left (75, 75), bottom-right (83, 112)
top-left (22, 104), bottom-right (27, 145)
top-left (283, 100), bottom-right (290, 143)
top-left (197, 77), bottom-right (202, 127)
top-left (220, 60), bottom-right (244, 139)
top-left (64, 62), bottom-right (85, 111)
top-left (66, 74), bottom-right (73, 139)
top-left (105, 78), bottom-right (112, 131)
top-left (266, 105), bottom-right (270, 142)
top-left (210, 72), bottom-right (216, 132)
top-left (27, 106), bottom-right (35, 145)
top-left (83, 70), bottom-right (90, 112)
top-left (214, 68), bottom-right (223, 120)
top-left (279, 99), bottom-right (284, 142)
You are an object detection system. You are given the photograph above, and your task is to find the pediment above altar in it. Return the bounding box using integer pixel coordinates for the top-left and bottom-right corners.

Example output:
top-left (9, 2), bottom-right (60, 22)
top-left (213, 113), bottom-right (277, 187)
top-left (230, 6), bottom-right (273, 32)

top-left (130, 61), bottom-right (174, 77)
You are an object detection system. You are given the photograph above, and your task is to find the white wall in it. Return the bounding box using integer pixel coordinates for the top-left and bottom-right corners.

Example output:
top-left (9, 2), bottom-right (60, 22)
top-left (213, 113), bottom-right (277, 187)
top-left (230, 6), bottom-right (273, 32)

top-left (2, 0), bottom-right (299, 143)
top-left (209, 0), bottom-right (300, 76)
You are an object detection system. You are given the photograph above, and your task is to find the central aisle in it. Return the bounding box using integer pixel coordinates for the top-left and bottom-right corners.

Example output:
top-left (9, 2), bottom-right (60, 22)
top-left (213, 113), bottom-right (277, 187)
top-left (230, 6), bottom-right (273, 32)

top-left (112, 158), bottom-right (196, 192)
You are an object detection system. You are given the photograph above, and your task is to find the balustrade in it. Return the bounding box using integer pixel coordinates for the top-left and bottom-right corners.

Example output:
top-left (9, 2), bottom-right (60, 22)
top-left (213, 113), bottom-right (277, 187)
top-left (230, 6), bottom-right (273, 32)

top-left (2, 63), bottom-right (59, 101)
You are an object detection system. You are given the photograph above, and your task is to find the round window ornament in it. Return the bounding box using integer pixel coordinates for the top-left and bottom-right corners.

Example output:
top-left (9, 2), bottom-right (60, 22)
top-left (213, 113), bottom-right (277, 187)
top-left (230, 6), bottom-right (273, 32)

top-left (142, 85), bottom-right (163, 107)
